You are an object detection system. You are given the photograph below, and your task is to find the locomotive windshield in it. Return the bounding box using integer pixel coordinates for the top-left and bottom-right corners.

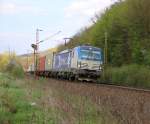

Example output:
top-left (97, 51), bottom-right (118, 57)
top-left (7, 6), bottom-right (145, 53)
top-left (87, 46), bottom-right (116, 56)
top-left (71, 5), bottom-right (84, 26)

top-left (79, 46), bottom-right (102, 61)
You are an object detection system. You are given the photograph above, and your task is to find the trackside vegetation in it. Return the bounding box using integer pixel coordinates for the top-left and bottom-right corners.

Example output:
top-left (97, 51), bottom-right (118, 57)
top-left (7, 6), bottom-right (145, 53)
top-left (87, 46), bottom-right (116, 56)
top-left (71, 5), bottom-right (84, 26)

top-left (0, 74), bottom-right (119, 124)
top-left (0, 52), bottom-right (24, 78)
top-left (0, 74), bottom-right (58, 124)
top-left (101, 64), bottom-right (150, 89)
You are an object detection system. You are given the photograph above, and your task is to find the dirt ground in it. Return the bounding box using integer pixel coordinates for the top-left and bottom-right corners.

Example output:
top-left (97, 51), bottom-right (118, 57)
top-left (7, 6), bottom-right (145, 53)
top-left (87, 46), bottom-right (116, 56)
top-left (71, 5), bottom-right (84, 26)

top-left (40, 78), bottom-right (150, 124)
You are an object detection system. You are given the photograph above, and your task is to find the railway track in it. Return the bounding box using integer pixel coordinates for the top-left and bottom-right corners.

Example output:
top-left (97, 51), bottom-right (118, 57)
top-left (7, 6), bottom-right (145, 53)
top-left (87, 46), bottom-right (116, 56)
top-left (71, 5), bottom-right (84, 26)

top-left (92, 83), bottom-right (150, 93)
top-left (53, 78), bottom-right (150, 94)
top-left (27, 73), bottom-right (150, 94)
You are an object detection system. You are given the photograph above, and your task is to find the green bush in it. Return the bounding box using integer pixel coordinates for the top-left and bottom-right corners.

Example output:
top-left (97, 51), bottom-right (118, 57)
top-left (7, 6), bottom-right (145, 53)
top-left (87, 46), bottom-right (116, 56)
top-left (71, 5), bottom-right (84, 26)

top-left (4, 59), bottom-right (24, 79)
top-left (11, 66), bottom-right (24, 78)
top-left (101, 64), bottom-right (150, 89)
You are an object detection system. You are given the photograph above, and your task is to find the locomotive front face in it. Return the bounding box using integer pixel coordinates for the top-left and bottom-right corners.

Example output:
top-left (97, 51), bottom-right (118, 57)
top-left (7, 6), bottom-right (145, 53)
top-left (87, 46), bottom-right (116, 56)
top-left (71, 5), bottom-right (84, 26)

top-left (77, 46), bottom-right (103, 71)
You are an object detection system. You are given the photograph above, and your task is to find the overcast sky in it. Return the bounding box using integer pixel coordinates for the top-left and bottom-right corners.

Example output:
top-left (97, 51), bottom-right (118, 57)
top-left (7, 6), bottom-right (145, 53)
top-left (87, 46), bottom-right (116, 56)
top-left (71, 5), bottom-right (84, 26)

top-left (0, 0), bottom-right (116, 54)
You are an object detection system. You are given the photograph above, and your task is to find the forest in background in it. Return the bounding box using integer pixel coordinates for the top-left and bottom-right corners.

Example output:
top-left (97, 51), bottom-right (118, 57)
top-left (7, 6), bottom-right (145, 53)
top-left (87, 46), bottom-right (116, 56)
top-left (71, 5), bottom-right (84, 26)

top-left (57, 0), bottom-right (150, 88)
top-left (58, 0), bottom-right (150, 66)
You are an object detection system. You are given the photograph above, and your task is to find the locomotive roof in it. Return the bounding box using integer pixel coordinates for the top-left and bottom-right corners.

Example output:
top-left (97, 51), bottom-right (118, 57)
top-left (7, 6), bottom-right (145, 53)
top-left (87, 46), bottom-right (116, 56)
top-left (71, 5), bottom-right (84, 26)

top-left (78, 45), bottom-right (101, 50)
top-left (58, 49), bottom-right (72, 54)
top-left (56, 45), bottom-right (101, 55)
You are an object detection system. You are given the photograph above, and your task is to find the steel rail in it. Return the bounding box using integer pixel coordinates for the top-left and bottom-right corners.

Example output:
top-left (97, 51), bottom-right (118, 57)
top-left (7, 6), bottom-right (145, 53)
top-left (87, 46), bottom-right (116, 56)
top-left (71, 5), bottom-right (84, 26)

top-left (27, 73), bottom-right (150, 93)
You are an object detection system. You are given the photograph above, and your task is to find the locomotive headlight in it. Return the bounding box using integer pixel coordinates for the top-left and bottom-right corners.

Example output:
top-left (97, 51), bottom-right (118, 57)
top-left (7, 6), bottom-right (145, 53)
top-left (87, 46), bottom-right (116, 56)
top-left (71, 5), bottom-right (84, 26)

top-left (79, 62), bottom-right (81, 68)
top-left (77, 61), bottom-right (81, 68)
top-left (100, 61), bottom-right (103, 65)
top-left (99, 65), bottom-right (102, 70)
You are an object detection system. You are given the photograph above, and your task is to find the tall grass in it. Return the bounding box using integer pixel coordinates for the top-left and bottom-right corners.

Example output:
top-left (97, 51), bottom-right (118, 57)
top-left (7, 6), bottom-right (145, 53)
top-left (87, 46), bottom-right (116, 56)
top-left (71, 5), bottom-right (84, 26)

top-left (51, 82), bottom-right (119, 124)
top-left (101, 64), bottom-right (150, 88)
top-left (0, 73), bottom-right (60, 124)
top-left (10, 65), bottom-right (24, 78)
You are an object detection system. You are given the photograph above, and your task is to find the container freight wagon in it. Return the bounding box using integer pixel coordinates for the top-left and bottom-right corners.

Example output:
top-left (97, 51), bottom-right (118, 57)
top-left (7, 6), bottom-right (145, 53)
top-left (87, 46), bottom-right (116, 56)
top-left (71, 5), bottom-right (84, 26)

top-left (44, 53), bottom-right (54, 77)
top-left (37, 56), bottom-right (46, 76)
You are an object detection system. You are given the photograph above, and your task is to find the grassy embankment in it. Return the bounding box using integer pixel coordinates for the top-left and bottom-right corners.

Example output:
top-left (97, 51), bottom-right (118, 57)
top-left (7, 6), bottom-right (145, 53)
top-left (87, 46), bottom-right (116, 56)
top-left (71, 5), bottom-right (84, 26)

top-left (0, 73), bottom-right (119, 124)
top-left (101, 64), bottom-right (150, 89)
top-left (0, 73), bottom-right (55, 124)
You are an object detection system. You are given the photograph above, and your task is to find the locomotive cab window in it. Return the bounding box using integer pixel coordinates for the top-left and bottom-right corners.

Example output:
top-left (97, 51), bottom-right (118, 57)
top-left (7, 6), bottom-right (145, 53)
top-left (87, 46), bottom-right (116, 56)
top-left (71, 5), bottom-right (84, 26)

top-left (79, 46), bottom-right (102, 61)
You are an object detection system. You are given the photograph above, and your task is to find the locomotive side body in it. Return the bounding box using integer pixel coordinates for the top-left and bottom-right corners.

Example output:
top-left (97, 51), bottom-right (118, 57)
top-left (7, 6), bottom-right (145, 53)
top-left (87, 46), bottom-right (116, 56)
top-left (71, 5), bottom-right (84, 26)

top-left (51, 49), bottom-right (72, 79)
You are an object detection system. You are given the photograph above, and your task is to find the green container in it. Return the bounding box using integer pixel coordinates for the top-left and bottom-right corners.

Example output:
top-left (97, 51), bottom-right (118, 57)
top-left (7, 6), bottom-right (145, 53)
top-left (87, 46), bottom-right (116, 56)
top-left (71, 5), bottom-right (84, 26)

top-left (45, 53), bottom-right (53, 71)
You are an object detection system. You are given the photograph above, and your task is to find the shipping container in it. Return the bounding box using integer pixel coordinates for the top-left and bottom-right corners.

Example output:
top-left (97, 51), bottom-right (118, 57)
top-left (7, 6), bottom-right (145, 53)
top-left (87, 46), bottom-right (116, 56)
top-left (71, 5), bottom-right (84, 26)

top-left (45, 53), bottom-right (53, 71)
top-left (38, 56), bottom-right (46, 71)
top-left (53, 50), bottom-right (71, 71)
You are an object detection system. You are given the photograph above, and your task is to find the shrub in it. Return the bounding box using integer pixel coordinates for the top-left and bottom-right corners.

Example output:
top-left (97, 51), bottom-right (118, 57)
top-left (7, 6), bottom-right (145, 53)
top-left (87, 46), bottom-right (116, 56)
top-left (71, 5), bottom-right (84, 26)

top-left (11, 65), bottom-right (24, 78)
top-left (5, 59), bottom-right (24, 79)
top-left (0, 52), bottom-right (25, 78)
top-left (101, 64), bottom-right (150, 89)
